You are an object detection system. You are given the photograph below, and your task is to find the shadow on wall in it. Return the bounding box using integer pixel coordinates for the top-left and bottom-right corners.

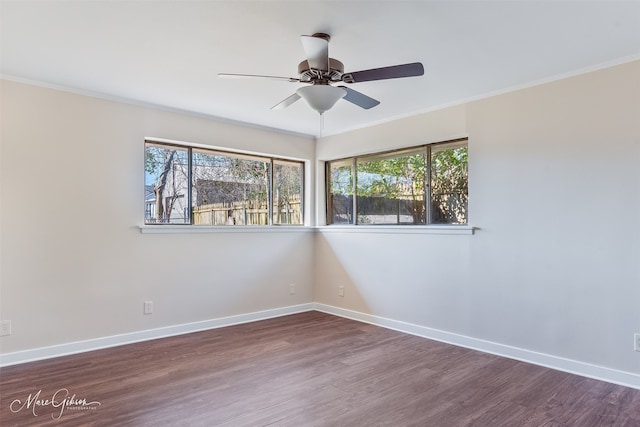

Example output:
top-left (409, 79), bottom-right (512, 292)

top-left (314, 232), bottom-right (371, 314)
top-left (137, 231), bottom-right (315, 326)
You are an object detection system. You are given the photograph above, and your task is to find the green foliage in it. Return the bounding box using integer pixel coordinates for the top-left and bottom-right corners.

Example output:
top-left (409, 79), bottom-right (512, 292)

top-left (330, 165), bottom-right (353, 195)
top-left (328, 145), bottom-right (468, 224)
top-left (355, 153), bottom-right (426, 223)
top-left (431, 146), bottom-right (468, 193)
top-left (145, 147), bottom-right (166, 175)
top-left (431, 146), bottom-right (468, 224)
top-left (356, 153), bottom-right (426, 198)
top-left (328, 164), bottom-right (354, 223)
top-left (274, 162), bottom-right (303, 201)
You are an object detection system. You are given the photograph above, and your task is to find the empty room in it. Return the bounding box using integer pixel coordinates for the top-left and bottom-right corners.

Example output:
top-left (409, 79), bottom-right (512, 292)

top-left (1, 1), bottom-right (639, 425)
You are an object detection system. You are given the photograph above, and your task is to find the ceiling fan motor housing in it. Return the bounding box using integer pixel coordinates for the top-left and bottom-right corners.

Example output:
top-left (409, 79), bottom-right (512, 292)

top-left (298, 58), bottom-right (344, 82)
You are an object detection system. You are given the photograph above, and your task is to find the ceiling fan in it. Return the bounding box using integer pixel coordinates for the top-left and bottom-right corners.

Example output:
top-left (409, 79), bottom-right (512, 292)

top-left (218, 33), bottom-right (424, 115)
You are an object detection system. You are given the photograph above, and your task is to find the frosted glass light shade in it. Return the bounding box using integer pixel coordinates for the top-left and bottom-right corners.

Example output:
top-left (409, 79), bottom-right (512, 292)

top-left (296, 85), bottom-right (346, 114)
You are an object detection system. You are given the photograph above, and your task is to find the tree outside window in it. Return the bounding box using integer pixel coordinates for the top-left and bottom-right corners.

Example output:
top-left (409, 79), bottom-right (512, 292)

top-left (144, 141), bottom-right (304, 226)
top-left (327, 139), bottom-right (467, 225)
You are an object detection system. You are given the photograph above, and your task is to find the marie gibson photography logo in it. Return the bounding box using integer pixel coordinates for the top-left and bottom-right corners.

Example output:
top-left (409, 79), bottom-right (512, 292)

top-left (9, 388), bottom-right (101, 420)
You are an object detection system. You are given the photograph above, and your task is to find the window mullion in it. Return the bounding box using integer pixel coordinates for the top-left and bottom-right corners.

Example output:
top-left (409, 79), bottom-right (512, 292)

top-left (188, 147), bottom-right (193, 224)
top-left (425, 145), bottom-right (431, 225)
top-left (268, 160), bottom-right (274, 226)
top-left (325, 162), bottom-right (332, 225)
top-left (352, 157), bottom-right (358, 225)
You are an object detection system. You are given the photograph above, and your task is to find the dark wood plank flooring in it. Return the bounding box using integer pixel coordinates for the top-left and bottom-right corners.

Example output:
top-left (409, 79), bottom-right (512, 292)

top-left (1, 311), bottom-right (639, 426)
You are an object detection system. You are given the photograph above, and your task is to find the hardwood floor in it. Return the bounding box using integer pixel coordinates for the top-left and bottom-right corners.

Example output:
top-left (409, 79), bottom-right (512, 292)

top-left (1, 311), bottom-right (639, 426)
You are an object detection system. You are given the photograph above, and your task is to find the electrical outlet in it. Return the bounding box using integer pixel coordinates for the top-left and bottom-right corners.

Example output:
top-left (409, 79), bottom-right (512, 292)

top-left (338, 286), bottom-right (345, 297)
top-left (289, 284), bottom-right (295, 295)
top-left (0, 320), bottom-right (12, 337)
top-left (144, 301), bottom-right (153, 315)
top-left (635, 333), bottom-right (640, 352)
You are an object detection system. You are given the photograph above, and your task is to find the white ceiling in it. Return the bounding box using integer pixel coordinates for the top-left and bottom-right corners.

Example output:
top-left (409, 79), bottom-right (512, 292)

top-left (2, 1), bottom-right (639, 137)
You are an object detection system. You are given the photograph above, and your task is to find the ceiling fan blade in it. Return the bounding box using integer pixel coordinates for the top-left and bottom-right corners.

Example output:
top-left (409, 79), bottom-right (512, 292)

top-left (271, 93), bottom-right (301, 110)
top-left (338, 86), bottom-right (380, 110)
top-left (301, 35), bottom-right (329, 72)
top-left (218, 73), bottom-right (299, 82)
top-left (341, 62), bottom-right (424, 84)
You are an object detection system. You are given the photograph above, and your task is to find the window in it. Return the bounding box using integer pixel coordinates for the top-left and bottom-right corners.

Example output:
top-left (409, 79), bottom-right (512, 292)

top-left (145, 144), bottom-right (189, 224)
top-left (145, 141), bottom-right (304, 225)
top-left (326, 139), bottom-right (467, 225)
top-left (326, 158), bottom-right (354, 224)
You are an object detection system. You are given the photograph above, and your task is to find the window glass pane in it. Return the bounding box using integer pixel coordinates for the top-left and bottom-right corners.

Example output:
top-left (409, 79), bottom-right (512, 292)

top-left (356, 150), bottom-right (426, 224)
top-left (430, 143), bottom-right (468, 224)
top-left (192, 150), bottom-right (269, 225)
top-left (145, 144), bottom-right (190, 224)
top-left (327, 159), bottom-right (354, 224)
top-left (273, 160), bottom-right (303, 225)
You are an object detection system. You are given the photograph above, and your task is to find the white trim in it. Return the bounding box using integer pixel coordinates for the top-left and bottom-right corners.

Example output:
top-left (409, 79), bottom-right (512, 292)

top-left (313, 303), bottom-right (640, 390)
top-left (316, 225), bottom-right (475, 235)
top-left (317, 53), bottom-right (640, 138)
top-left (139, 225), bottom-right (314, 234)
top-left (5, 56), bottom-right (639, 140)
top-left (3, 303), bottom-right (638, 390)
top-left (140, 225), bottom-right (474, 235)
top-left (0, 75), bottom-right (315, 139)
top-left (0, 304), bottom-right (314, 367)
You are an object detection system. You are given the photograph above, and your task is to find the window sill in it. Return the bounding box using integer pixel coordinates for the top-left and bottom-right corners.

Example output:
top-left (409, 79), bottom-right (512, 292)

top-left (139, 225), bottom-right (313, 234)
top-left (316, 225), bottom-right (475, 235)
top-left (139, 225), bottom-right (475, 235)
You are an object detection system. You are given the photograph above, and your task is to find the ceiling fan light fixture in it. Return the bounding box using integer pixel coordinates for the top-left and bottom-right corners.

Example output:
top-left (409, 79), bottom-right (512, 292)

top-left (296, 85), bottom-right (346, 114)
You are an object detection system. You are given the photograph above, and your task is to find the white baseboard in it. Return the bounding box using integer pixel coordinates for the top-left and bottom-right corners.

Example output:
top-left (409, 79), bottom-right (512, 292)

top-left (0, 303), bottom-right (314, 367)
top-left (3, 302), bottom-right (638, 390)
top-left (314, 303), bottom-right (640, 390)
